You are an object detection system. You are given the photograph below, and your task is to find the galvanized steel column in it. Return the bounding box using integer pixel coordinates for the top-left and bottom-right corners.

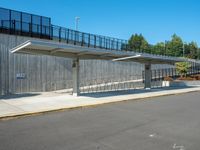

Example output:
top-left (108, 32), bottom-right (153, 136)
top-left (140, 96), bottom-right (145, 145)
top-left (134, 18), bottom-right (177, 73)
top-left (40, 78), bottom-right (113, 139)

top-left (144, 63), bottom-right (151, 89)
top-left (72, 58), bottom-right (80, 96)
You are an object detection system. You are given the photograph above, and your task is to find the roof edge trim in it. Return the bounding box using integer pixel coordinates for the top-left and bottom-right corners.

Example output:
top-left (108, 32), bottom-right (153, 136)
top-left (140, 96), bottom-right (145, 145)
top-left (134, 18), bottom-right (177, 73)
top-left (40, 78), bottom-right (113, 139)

top-left (11, 40), bottom-right (32, 53)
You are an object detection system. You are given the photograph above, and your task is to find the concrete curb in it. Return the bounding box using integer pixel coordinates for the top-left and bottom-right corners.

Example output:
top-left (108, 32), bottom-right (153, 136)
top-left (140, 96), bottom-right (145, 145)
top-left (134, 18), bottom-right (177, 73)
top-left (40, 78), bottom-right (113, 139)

top-left (1, 87), bottom-right (200, 121)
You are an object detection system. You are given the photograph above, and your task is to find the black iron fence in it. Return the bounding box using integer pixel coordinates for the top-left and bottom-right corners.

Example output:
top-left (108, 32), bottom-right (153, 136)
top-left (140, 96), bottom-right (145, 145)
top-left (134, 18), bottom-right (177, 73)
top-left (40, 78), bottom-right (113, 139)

top-left (0, 20), bottom-right (51, 39)
top-left (51, 25), bottom-right (127, 50)
top-left (0, 7), bottom-right (51, 38)
top-left (0, 19), bottom-right (128, 51)
top-left (0, 7), bottom-right (130, 52)
top-left (144, 65), bottom-right (200, 82)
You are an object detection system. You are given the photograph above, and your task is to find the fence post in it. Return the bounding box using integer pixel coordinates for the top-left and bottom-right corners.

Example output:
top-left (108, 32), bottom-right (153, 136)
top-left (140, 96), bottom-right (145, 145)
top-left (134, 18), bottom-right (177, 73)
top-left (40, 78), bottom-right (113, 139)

top-left (81, 33), bottom-right (84, 46)
top-left (20, 12), bottom-right (22, 35)
top-left (13, 20), bottom-right (16, 33)
top-left (94, 35), bottom-right (96, 48)
top-left (50, 26), bottom-right (53, 40)
top-left (99, 37), bottom-right (102, 48)
top-left (59, 27), bottom-right (61, 42)
top-left (74, 31), bottom-right (77, 45)
top-left (64, 29), bottom-right (67, 42)
top-left (105, 38), bottom-right (107, 49)
top-left (67, 29), bottom-right (69, 43)
top-left (9, 9), bottom-right (11, 34)
top-left (88, 34), bottom-right (90, 47)
top-left (30, 15), bottom-right (33, 37)
top-left (40, 16), bottom-right (42, 38)
top-left (104, 37), bottom-right (106, 49)
top-left (116, 41), bottom-right (119, 50)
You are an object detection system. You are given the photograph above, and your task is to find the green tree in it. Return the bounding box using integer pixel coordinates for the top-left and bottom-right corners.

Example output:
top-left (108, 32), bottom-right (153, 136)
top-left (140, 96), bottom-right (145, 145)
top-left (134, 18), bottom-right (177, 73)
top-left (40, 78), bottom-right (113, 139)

top-left (176, 62), bottom-right (191, 77)
top-left (152, 42), bottom-right (165, 55)
top-left (167, 34), bottom-right (183, 57)
top-left (186, 42), bottom-right (198, 59)
top-left (183, 43), bottom-right (190, 57)
top-left (128, 34), bottom-right (149, 53)
top-left (127, 33), bottom-right (200, 59)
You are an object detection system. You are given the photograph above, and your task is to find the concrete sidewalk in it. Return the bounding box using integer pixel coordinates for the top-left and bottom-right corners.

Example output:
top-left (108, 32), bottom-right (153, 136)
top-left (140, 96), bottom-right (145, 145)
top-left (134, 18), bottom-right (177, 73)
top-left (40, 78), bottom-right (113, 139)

top-left (0, 87), bottom-right (200, 119)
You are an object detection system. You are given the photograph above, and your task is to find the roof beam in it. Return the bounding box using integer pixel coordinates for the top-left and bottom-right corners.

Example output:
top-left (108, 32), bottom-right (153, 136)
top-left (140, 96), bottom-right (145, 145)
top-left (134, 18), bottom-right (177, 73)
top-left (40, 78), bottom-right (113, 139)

top-left (99, 52), bottom-right (113, 58)
top-left (50, 48), bottom-right (62, 54)
top-left (112, 54), bottom-right (141, 61)
top-left (77, 51), bottom-right (89, 56)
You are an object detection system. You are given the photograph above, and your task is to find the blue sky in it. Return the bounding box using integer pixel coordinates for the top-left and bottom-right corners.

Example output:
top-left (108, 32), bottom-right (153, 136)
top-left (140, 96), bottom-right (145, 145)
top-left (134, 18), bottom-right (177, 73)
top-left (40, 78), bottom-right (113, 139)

top-left (0, 0), bottom-right (199, 45)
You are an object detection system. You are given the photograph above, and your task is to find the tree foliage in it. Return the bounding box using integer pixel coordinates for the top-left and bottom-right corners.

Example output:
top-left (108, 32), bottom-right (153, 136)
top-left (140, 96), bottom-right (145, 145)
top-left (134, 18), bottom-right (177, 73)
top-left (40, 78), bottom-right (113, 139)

top-left (187, 42), bottom-right (198, 59)
top-left (127, 33), bottom-right (200, 59)
top-left (176, 62), bottom-right (191, 77)
top-left (128, 34), bottom-right (150, 53)
top-left (152, 42), bottom-right (165, 55)
top-left (166, 34), bottom-right (183, 57)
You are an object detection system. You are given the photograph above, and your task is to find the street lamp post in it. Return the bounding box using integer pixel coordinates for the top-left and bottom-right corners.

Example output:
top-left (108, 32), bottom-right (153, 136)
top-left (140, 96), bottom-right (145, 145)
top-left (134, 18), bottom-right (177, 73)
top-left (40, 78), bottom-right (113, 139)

top-left (75, 17), bottom-right (80, 31)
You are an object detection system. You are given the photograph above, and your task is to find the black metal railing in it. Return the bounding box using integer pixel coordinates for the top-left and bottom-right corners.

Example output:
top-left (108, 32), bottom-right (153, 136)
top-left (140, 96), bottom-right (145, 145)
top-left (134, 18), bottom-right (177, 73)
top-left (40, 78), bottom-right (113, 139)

top-left (0, 19), bottom-right (129, 51)
top-left (0, 20), bottom-right (51, 39)
top-left (0, 7), bottom-right (133, 52)
top-left (0, 7), bottom-right (51, 40)
top-left (51, 25), bottom-right (128, 51)
top-left (146, 65), bottom-right (200, 82)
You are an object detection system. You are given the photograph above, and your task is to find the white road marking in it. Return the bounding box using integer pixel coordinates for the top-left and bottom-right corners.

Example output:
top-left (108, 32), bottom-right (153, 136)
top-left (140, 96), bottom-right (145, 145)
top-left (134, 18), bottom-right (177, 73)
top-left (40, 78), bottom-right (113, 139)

top-left (173, 144), bottom-right (185, 150)
top-left (149, 134), bottom-right (156, 137)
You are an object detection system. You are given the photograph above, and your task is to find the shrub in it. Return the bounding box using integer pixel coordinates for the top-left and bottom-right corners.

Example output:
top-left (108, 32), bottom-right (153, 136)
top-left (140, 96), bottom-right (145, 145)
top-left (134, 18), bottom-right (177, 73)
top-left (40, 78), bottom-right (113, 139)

top-left (175, 62), bottom-right (191, 78)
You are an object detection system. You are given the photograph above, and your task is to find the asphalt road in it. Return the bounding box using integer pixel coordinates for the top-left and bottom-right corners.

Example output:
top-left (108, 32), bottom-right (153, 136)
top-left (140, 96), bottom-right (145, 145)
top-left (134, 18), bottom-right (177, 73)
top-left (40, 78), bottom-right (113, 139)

top-left (1, 92), bottom-right (200, 150)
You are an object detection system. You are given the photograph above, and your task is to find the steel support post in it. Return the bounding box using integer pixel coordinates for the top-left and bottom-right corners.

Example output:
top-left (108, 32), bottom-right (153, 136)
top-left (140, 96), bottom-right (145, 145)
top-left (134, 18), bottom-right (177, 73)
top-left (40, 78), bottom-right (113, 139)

top-left (72, 58), bottom-right (80, 96)
top-left (144, 63), bottom-right (152, 89)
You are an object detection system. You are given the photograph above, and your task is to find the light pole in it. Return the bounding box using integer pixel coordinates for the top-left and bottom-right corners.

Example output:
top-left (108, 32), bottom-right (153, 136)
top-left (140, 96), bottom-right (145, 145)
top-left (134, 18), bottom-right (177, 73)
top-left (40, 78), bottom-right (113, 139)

top-left (75, 17), bottom-right (80, 31)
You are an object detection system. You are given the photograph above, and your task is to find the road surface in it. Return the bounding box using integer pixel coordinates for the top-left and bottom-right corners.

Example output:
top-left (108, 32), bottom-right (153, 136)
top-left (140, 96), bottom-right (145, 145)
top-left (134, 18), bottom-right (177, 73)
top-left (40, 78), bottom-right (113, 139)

top-left (1, 92), bottom-right (200, 150)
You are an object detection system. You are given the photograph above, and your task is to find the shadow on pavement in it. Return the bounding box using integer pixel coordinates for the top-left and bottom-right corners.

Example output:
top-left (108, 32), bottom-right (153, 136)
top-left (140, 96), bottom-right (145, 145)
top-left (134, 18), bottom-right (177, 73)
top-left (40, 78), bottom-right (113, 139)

top-left (0, 87), bottom-right (195, 100)
top-left (0, 93), bottom-right (40, 100)
top-left (80, 87), bottom-right (193, 98)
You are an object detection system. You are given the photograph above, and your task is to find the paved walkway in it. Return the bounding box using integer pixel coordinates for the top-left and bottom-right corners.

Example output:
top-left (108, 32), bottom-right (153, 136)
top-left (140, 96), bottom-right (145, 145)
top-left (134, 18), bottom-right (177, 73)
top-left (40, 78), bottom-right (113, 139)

top-left (0, 87), bottom-right (200, 119)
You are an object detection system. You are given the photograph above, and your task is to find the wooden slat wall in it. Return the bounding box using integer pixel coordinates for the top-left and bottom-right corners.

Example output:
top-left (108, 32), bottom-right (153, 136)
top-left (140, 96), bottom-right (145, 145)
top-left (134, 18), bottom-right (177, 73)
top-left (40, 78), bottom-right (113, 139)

top-left (0, 33), bottom-right (170, 96)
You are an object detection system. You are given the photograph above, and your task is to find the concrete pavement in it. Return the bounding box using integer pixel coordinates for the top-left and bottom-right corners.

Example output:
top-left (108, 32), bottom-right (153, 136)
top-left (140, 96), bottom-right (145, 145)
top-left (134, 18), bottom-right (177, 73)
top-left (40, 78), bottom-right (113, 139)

top-left (0, 87), bottom-right (200, 119)
top-left (1, 91), bottom-right (200, 150)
